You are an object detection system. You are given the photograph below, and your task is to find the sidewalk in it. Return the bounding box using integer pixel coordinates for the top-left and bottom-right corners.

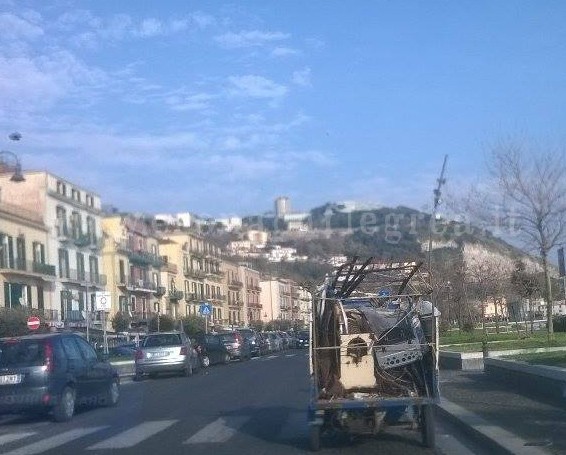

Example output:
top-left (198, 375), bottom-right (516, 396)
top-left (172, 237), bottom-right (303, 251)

top-left (438, 369), bottom-right (566, 454)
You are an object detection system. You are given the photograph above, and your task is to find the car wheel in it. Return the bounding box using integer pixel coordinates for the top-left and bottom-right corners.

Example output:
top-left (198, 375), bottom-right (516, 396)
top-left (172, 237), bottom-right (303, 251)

top-left (52, 386), bottom-right (75, 422)
top-left (133, 371), bottom-right (143, 382)
top-left (223, 353), bottom-right (231, 364)
top-left (201, 356), bottom-right (210, 368)
top-left (103, 378), bottom-right (120, 407)
top-left (183, 363), bottom-right (193, 377)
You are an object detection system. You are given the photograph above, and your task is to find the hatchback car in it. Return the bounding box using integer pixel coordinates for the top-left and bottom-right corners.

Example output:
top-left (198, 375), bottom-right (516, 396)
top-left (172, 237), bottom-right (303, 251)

top-left (236, 328), bottom-right (263, 357)
top-left (0, 332), bottom-right (120, 422)
top-left (134, 332), bottom-right (199, 381)
top-left (194, 334), bottom-right (233, 366)
top-left (217, 332), bottom-right (251, 361)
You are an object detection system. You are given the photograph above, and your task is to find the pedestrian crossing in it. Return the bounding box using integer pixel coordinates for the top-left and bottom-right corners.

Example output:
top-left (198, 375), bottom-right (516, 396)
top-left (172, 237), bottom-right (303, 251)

top-left (0, 412), bottom-right (307, 454)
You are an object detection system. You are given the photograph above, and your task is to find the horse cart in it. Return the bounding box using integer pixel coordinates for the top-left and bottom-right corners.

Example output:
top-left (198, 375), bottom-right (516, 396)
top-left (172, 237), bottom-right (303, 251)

top-left (308, 257), bottom-right (440, 451)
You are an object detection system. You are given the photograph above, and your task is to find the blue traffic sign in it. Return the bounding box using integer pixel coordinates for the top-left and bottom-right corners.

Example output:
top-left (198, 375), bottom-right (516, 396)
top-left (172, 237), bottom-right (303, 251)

top-left (199, 302), bottom-right (212, 316)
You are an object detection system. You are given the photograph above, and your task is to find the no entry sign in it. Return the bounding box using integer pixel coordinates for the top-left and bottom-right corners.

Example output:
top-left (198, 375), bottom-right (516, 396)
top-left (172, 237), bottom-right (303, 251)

top-left (27, 316), bottom-right (41, 331)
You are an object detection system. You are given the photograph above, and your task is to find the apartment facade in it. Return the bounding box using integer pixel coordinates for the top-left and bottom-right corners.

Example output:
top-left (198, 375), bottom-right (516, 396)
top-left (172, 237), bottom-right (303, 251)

top-left (102, 215), bottom-right (165, 331)
top-left (160, 231), bottom-right (225, 324)
top-left (259, 277), bottom-right (308, 327)
top-left (224, 260), bottom-right (244, 326)
top-left (0, 199), bottom-right (56, 315)
top-left (0, 172), bottom-right (105, 328)
top-left (239, 264), bottom-right (262, 325)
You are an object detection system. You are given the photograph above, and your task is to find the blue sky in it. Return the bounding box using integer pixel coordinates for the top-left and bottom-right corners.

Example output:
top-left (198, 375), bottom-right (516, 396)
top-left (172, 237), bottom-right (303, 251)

top-left (1, 1), bottom-right (566, 218)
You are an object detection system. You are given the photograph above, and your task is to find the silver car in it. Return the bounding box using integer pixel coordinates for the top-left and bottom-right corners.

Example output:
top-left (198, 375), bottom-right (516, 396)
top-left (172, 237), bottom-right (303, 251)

top-left (133, 332), bottom-right (199, 380)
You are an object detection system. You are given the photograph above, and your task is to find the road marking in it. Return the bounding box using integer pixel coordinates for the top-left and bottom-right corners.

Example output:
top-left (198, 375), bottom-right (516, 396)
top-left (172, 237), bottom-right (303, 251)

top-left (0, 432), bottom-right (36, 446)
top-left (2, 427), bottom-right (106, 455)
top-left (184, 417), bottom-right (248, 444)
top-left (285, 354), bottom-right (296, 358)
top-left (87, 420), bottom-right (177, 450)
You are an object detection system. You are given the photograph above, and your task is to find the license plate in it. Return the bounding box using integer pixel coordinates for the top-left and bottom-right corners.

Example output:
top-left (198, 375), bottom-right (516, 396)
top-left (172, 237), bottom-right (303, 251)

top-left (0, 375), bottom-right (22, 385)
top-left (148, 352), bottom-right (168, 358)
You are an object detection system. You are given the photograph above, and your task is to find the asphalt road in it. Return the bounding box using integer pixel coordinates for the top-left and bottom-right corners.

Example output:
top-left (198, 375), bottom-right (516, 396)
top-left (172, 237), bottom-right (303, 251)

top-left (0, 351), bottom-right (488, 455)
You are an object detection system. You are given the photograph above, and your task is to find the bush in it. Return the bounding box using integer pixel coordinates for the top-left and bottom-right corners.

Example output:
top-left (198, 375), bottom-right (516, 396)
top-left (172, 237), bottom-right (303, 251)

top-left (111, 311), bottom-right (131, 332)
top-left (462, 321), bottom-right (475, 333)
top-left (148, 314), bottom-right (175, 332)
top-left (0, 307), bottom-right (49, 337)
top-left (181, 315), bottom-right (206, 338)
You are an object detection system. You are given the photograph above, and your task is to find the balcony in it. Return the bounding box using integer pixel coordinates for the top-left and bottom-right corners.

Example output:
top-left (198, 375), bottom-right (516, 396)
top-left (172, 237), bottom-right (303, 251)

top-left (228, 279), bottom-right (244, 289)
top-left (0, 259), bottom-right (57, 277)
top-left (122, 278), bottom-right (160, 293)
top-left (189, 248), bottom-right (205, 259)
top-left (117, 241), bottom-right (164, 267)
top-left (155, 286), bottom-right (166, 296)
top-left (183, 267), bottom-right (206, 280)
top-left (168, 290), bottom-right (184, 301)
top-left (212, 294), bottom-right (226, 302)
top-left (73, 233), bottom-right (103, 250)
top-left (60, 269), bottom-right (106, 286)
top-left (162, 261), bottom-right (178, 274)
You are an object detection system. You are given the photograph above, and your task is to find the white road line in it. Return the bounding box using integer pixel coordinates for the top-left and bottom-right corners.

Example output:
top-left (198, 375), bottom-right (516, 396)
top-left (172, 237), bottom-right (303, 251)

top-left (0, 432), bottom-right (36, 446)
top-left (87, 420), bottom-right (177, 450)
top-left (184, 417), bottom-right (248, 444)
top-left (2, 427), bottom-right (106, 455)
top-left (285, 354), bottom-right (296, 358)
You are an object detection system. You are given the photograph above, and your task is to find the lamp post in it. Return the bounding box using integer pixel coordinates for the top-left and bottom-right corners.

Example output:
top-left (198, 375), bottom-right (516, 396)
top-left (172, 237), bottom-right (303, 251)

top-left (1, 132), bottom-right (25, 182)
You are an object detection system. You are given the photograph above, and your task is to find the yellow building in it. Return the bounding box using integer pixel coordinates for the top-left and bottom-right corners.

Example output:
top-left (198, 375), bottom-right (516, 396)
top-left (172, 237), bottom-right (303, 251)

top-left (102, 215), bottom-right (165, 332)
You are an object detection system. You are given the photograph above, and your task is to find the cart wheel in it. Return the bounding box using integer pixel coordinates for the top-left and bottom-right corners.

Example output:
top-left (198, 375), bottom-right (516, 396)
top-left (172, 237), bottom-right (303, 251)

top-left (420, 404), bottom-right (436, 448)
top-left (309, 425), bottom-right (321, 452)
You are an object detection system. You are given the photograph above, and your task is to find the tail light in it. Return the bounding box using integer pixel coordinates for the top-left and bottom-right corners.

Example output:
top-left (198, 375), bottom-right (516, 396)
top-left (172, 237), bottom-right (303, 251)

top-left (44, 342), bottom-right (54, 373)
top-left (235, 333), bottom-right (243, 343)
top-left (180, 346), bottom-right (188, 356)
top-left (134, 349), bottom-right (144, 361)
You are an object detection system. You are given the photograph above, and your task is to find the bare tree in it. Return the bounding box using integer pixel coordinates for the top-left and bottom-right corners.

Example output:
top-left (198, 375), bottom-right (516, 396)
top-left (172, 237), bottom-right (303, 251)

top-left (489, 142), bottom-right (566, 339)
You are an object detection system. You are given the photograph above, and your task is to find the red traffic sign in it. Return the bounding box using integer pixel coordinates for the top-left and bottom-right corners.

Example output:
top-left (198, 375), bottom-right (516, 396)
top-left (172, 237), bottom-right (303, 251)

top-left (27, 316), bottom-right (41, 331)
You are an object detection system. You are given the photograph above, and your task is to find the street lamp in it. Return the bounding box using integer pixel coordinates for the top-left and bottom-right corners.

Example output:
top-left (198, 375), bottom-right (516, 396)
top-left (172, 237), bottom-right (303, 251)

top-left (0, 150), bottom-right (25, 182)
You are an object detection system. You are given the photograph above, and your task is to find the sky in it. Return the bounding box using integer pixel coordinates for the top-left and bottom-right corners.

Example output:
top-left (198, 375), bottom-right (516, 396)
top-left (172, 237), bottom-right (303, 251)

top-left (1, 1), bottom-right (566, 218)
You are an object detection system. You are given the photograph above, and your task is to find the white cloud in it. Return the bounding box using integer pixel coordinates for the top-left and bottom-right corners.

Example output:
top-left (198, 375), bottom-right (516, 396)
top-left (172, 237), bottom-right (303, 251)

top-left (271, 46), bottom-right (300, 57)
top-left (215, 30), bottom-right (289, 48)
top-left (166, 92), bottom-right (216, 112)
top-left (292, 67), bottom-right (312, 87)
top-left (0, 12), bottom-right (44, 41)
top-left (228, 75), bottom-right (288, 99)
top-left (137, 18), bottom-right (164, 37)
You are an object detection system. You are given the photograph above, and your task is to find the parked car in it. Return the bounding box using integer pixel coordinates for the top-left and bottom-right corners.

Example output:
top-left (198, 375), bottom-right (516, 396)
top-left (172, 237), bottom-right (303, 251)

top-left (134, 332), bottom-right (199, 381)
top-left (296, 330), bottom-right (309, 348)
top-left (194, 334), bottom-right (233, 366)
top-left (0, 332), bottom-right (120, 422)
top-left (108, 343), bottom-right (137, 358)
top-left (265, 332), bottom-right (283, 352)
top-left (217, 332), bottom-right (251, 361)
top-left (236, 328), bottom-right (263, 357)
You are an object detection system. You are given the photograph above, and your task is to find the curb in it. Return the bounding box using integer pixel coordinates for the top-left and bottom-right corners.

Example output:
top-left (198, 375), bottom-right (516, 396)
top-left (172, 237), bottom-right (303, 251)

top-left (436, 399), bottom-right (548, 455)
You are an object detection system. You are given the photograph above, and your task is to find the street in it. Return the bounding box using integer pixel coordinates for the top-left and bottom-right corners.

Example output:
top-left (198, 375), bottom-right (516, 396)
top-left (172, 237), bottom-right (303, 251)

top-left (0, 352), bottom-right (486, 455)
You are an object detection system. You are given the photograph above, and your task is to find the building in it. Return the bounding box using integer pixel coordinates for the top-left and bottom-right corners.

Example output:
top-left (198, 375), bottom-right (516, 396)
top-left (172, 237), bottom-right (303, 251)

top-left (259, 277), bottom-right (308, 327)
top-left (158, 230), bottom-right (225, 324)
top-left (0, 198), bottom-right (56, 318)
top-left (102, 215), bottom-right (165, 332)
top-left (216, 217), bottom-right (243, 232)
top-left (223, 260), bottom-right (244, 327)
top-left (275, 196), bottom-right (290, 218)
top-left (0, 171), bottom-right (105, 329)
top-left (245, 230), bottom-right (268, 248)
top-left (239, 263), bottom-right (262, 325)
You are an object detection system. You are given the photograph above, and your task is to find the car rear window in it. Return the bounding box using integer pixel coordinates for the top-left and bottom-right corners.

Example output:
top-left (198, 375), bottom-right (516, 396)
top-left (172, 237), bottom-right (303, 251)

top-left (0, 340), bottom-right (45, 368)
top-left (144, 334), bottom-right (182, 347)
top-left (219, 333), bottom-right (237, 342)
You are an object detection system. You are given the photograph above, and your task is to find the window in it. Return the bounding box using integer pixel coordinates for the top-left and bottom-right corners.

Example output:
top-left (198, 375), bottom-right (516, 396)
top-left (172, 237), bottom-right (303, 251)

top-left (71, 188), bottom-right (81, 202)
top-left (76, 252), bottom-right (85, 281)
top-left (89, 255), bottom-right (99, 283)
top-left (32, 242), bottom-right (45, 263)
top-left (16, 236), bottom-right (25, 270)
top-left (37, 285), bottom-right (44, 310)
top-left (86, 216), bottom-right (96, 242)
top-left (119, 260), bottom-right (125, 284)
top-left (56, 181), bottom-right (66, 196)
top-left (70, 211), bottom-right (82, 239)
top-left (61, 337), bottom-right (82, 363)
top-left (75, 337), bottom-right (98, 363)
top-left (58, 248), bottom-right (69, 278)
top-left (151, 244), bottom-right (157, 255)
top-left (119, 295), bottom-right (127, 312)
top-left (56, 206), bottom-right (68, 236)
top-left (86, 194), bottom-right (94, 207)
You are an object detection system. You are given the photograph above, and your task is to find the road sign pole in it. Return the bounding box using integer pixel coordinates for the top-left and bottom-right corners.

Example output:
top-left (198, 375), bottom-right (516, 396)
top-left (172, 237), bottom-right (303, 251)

top-left (85, 283), bottom-right (89, 342)
top-left (102, 310), bottom-right (108, 354)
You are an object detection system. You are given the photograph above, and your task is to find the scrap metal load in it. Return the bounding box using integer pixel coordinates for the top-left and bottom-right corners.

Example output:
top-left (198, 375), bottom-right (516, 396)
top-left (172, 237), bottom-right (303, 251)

top-left (312, 257), bottom-right (438, 401)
